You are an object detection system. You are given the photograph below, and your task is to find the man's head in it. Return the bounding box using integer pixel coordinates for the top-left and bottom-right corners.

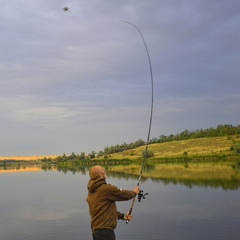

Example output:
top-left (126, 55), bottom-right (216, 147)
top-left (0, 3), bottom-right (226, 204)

top-left (89, 165), bottom-right (106, 180)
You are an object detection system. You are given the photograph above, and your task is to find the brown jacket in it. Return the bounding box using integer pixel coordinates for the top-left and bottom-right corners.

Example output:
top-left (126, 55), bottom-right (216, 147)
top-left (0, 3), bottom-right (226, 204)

top-left (87, 178), bottom-right (136, 232)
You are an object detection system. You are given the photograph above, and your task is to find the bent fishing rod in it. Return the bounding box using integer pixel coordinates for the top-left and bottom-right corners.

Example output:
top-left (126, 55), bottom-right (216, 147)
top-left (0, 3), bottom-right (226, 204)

top-left (122, 21), bottom-right (154, 223)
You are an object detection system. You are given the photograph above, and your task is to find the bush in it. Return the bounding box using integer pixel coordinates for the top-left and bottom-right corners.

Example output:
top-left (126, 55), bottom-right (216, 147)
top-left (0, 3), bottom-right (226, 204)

top-left (142, 149), bottom-right (154, 158)
top-left (235, 144), bottom-right (240, 154)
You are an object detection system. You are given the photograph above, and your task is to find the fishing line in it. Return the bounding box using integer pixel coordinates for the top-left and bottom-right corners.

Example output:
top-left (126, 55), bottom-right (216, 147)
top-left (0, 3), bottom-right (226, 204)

top-left (122, 20), bottom-right (154, 223)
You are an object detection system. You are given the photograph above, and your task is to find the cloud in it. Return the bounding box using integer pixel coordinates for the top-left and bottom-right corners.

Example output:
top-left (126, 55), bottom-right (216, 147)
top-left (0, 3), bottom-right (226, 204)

top-left (0, 0), bottom-right (239, 156)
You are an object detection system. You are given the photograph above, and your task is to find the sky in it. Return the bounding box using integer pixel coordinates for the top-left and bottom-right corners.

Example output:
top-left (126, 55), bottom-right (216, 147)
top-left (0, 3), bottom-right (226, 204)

top-left (1, 0), bottom-right (240, 156)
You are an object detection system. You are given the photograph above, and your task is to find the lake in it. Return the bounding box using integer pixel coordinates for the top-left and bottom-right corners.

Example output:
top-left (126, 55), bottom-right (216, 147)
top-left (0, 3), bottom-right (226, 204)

top-left (1, 166), bottom-right (240, 240)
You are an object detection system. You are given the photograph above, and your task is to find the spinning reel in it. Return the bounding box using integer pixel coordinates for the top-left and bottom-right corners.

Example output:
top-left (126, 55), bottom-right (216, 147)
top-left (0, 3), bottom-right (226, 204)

top-left (138, 189), bottom-right (148, 202)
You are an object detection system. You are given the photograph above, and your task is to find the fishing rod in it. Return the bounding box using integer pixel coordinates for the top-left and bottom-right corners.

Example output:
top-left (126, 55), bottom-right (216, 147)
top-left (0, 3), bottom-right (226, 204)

top-left (122, 20), bottom-right (154, 223)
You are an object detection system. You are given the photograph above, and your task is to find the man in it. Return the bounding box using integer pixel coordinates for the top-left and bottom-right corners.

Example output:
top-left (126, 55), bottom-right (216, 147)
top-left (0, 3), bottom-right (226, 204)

top-left (87, 165), bottom-right (139, 240)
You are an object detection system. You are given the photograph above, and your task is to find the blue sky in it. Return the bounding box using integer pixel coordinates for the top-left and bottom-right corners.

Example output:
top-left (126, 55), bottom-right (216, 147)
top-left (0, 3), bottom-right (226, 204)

top-left (1, 0), bottom-right (239, 156)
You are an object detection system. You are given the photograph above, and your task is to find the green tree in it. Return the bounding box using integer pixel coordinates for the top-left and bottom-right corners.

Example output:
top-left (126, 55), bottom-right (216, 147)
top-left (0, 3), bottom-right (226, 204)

top-left (89, 151), bottom-right (96, 159)
top-left (78, 152), bottom-right (85, 160)
top-left (68, 152), bottom-right (77, 160)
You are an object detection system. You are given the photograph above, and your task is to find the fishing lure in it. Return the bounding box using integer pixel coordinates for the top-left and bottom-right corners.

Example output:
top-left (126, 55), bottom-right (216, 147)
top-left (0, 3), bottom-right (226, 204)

top-left (53, 6), bottom-right (69, 17)
top-left (63, 6), bottom-right (69, 11)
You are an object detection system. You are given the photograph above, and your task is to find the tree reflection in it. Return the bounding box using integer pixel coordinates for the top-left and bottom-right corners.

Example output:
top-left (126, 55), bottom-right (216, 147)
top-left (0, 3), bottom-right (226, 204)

top-left (1, 161), bottom-right (240, 190)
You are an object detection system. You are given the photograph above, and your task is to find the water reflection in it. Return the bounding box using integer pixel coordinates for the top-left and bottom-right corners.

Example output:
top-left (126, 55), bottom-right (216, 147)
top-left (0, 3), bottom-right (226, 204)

top-left (1, 164), bottom-right (240, 240)
top-left (1, 161), bottom-right (240, 190)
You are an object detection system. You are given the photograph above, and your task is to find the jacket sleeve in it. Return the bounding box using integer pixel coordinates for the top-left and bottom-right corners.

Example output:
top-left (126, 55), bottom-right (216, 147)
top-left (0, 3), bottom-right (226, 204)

top-left (105, 184), bottom-right (136, 201)
top-left (117, 211), bottom-right (124, 220)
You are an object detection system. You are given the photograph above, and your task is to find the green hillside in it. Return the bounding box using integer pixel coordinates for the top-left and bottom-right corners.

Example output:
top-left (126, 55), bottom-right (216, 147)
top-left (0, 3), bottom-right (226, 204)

top-left (102, 135), bottom-right (240, 160)
top-left (104, 135), bottom-right (240, 186)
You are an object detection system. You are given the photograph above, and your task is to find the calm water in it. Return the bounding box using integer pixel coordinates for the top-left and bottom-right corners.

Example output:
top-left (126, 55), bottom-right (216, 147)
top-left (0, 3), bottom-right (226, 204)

top-left (1, 169), bottom-right (240, 240)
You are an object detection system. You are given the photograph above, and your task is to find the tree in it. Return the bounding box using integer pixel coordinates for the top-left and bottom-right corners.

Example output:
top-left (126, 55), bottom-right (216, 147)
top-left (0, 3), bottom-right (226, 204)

top-left (89, 151), bottom-right (96, 159)
top-left (78, 152), bottom-right (85, 160)
top-left (68, 152), bottom-right (77, 160)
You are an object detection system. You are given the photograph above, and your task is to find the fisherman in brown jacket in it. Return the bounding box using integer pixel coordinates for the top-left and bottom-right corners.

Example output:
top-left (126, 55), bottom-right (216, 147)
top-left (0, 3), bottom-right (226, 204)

top-left (87, 165), bottom-right (139, 240)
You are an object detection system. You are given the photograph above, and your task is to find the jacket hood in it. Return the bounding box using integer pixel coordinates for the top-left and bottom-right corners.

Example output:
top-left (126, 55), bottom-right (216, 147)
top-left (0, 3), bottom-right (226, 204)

top-left (87, 178), bottom-right (106, 192)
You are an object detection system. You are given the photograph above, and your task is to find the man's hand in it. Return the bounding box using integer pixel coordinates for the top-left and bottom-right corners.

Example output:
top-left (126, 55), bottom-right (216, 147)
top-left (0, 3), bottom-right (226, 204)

top-left (125, 210), bottom-right (133, 222)
top-left (133, 186), bottom-right (140, 195)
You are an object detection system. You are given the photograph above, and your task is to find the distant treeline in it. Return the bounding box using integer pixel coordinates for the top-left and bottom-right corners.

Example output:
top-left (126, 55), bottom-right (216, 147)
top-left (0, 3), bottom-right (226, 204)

top-left (152, 124), bottom-right (240, 143)
top-left (98, 124), bottom-right (240, 156)
top-left (98, 139), bottom-right (145, 157)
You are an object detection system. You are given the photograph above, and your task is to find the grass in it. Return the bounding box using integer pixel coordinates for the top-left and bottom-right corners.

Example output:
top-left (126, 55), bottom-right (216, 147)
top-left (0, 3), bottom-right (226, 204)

top-left (1, 135), bottom-right (239, 162)
top-left (102, 135), bottom-right (240, 182)
top-left (103, 135), bottom-right (240, 160)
